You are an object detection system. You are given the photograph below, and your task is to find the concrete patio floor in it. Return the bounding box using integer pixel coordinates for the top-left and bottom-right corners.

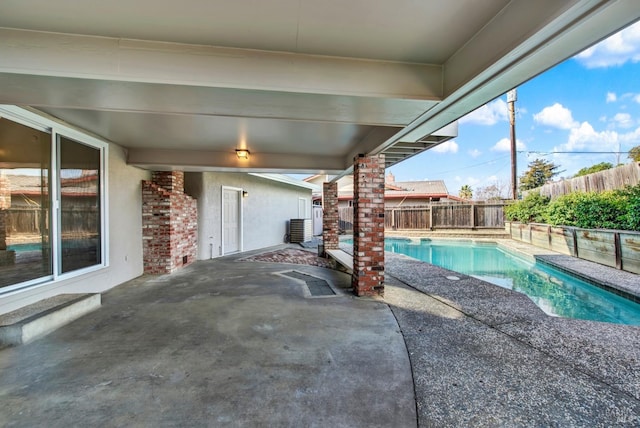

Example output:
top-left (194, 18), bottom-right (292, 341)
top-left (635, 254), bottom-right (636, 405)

top-left (1, 244), bottom-right (640, 427)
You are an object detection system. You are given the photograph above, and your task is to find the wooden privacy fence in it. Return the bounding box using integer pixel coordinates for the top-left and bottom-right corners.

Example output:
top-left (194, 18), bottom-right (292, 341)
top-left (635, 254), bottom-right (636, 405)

top-left (3, 207), bottom-right (98, 235)
top-left (523, 162), bottom-right (640, 200)
top-left (339, 203), bottom-right (507, 231)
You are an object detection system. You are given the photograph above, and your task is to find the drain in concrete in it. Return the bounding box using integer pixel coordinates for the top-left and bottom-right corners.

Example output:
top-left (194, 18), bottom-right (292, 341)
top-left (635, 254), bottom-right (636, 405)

top-left (281, 271), bottom-right (336, 297)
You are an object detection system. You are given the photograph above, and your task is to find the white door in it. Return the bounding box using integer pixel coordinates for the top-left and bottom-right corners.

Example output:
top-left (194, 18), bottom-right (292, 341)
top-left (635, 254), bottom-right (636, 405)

top-left (298, 197), bottom-right (309, 219)
top-left (313, 206), bottom-right (323, 236)
top-left (223, 188), bottom-right (241, 254)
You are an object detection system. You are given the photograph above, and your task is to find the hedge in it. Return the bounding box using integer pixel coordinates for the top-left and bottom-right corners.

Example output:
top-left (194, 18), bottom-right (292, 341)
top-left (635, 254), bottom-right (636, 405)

top-left (504, 184), bottom-right (640, 231)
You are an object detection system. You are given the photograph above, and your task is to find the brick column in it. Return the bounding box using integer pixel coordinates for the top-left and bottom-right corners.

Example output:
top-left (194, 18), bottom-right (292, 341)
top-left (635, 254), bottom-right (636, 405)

top-left (322, 182), bottom-right (339, 251)
top-left (352, 154), bottom-right (385, 297)
top-left (142, 171), bottom-right (197, 274)
top-left (0, 173), bottom-right (10, 251)
top-left (152, 171), bottom-right (185, 194)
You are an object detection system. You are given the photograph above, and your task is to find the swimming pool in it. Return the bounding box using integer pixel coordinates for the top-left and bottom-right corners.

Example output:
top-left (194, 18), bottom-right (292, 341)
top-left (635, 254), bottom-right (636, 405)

top-left (351, 237), bottom-right (640, 326)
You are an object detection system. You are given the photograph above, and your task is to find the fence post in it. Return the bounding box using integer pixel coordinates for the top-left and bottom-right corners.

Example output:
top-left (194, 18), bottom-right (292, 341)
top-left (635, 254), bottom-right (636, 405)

top-left (614, 232), bottom-right (622, 270)
top-left (470, 204), bottom-right (476, 229)
top-left (429, 205), bottom-right (434, 230)
top-left (392, 209), bottom-right (396, 230)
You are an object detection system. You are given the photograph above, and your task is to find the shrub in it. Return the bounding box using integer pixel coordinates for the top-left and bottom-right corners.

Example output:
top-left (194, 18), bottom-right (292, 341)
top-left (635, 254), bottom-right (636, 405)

top-left (546, 191), bottom-right (627, 229)
top-left (616, 185), bottom-right (640, 231)
top-left (505, 192), bottom-right (549, 223)
top-left (508, 184), bottom-right (640, 231)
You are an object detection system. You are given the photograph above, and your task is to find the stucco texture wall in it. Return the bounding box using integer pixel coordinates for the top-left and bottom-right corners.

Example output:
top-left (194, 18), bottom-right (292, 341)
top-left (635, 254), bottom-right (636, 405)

top-left (0, 143), bottom-right (149, 315)
top-left (185, 172), bottom-right (311, 260)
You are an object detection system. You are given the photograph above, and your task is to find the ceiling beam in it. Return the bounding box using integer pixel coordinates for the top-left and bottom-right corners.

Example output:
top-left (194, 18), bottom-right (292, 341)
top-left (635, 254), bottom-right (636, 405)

top-left (0, 27), bottom-right (443, 100)
top-left (0, 73), bottom-right (435, 126)
top-left (127, 148), bottom-right (348, 174)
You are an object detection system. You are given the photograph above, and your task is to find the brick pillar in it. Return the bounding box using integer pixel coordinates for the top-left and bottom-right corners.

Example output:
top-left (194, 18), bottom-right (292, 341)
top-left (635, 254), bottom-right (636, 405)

top-left (352, 154), bottom-right (385, 297)
top-left (0, 173), bottom-right (10, 251)
top-left (322, 182), bottom-right (339, 251)
top-left (152, 171), bottom-right (184, 194)
top-left (142, 171), bottom-right (197, 274)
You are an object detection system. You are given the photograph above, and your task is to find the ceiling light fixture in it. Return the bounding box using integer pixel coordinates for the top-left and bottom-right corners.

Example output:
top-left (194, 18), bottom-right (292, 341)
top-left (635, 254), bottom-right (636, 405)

top-left (235, 149), bottom-right (250, 159)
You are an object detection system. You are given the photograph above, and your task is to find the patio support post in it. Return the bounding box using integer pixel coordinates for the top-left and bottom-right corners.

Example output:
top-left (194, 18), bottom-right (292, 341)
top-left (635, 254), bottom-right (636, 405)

top-left (322, 182), bottom-right (339, 252)
top-left (0, 173), bottom-right (10, 252)
top-left (352, 153), bottom-right (385, 297)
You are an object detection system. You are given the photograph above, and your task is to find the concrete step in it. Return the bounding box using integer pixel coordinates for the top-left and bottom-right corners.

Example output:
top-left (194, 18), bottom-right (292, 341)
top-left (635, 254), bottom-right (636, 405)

top-left (326, 249), bottom-right (353, 273)
top-left (0, 293), bottom-right (101, 347)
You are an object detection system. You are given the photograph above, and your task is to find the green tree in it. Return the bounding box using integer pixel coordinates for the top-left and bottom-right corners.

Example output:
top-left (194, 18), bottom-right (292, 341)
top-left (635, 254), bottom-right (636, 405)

top-left (629, 145), bottom-right (640, 162)
top-left (504, 192), bottom-right (550, 223)
top-left (573, 162), bottom-right (613, 177)
top-left (519, 158), bottom-right (560, 191)
top-left (459, 184), bottom-right (473, 199)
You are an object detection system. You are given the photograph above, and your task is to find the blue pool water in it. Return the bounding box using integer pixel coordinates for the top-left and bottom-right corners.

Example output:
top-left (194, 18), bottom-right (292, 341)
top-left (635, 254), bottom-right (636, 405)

top-left (351, 238), bottom-right (640, 326)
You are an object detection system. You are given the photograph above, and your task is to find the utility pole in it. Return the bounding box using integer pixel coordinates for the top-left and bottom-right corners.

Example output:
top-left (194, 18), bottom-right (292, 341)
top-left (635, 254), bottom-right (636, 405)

top-left (507, 89), bottom-right (517, 200)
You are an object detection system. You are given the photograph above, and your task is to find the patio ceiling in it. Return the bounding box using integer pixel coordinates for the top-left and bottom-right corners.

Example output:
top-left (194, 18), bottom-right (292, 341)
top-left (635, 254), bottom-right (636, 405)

top-left (1, 1), bottom-right (639, 175)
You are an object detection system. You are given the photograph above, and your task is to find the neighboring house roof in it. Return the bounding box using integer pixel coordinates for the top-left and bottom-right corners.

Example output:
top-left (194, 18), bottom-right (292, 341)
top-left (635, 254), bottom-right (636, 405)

top-left (4, 173), bottom-right (99, 198)
top-left (334, 176), bottom-right (463, 202)
top-left (387, 180), bottom-right (448, 195)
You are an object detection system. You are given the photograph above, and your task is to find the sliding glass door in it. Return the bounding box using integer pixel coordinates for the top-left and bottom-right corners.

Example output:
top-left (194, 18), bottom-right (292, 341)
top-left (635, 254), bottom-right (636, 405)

top-left (0, 118), bottom-right (53, 288)
top-left (0, 111), bottom-right (106, 292)
top-left (59, 136), bottom-right (101, 274)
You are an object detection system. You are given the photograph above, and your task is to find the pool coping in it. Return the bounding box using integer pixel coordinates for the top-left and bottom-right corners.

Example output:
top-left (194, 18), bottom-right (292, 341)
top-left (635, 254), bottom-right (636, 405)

top-left (352, 235), bottom-right (640, 303)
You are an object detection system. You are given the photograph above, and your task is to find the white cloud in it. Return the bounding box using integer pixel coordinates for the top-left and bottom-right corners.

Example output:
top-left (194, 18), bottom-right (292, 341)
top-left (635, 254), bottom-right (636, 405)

top-left (467, 148), bottom-right (482, 158)
top-left (556, 122), bottom-right (619, 152)
top-left (606, 92), bottom-right (617, 103)
top-left (460, 98), bottom-right (508, 126)
top-left (612, 113), bottom-right (635, 129)
top-left (533, 103), bottom-right (579, 130)
top-left (454, 176), bottom-right (481, 186)
top-left (635, 94), bottom-right (640, 104)
top-left (620, 126), bottom-right (640, 145)
top-left (491, 137), bottom-right (526, 152)
top-left (574, 21), bottom-right (640, 68)
top-left (432, 139), bottom-right (459, 154)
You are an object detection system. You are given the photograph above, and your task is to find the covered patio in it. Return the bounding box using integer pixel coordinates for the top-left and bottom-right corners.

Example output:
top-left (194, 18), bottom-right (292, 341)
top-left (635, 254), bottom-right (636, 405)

top-left (1, 246), bottom-right (638, 426)
top-left (1, 2), bottom-right (640, 425)
top-left (2, 1), bottom-right (640, 308)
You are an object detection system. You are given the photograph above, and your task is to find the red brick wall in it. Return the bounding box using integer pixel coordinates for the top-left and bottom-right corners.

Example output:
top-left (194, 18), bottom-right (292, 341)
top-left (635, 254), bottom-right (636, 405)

top-left (322, 182), bottom-right (339, 251)
top-left (352, 154), bottom-right (385, 296)
top-left (152, 170), bottom-right (185, 194)
top-left (142, 171), bottom-right (197, 274)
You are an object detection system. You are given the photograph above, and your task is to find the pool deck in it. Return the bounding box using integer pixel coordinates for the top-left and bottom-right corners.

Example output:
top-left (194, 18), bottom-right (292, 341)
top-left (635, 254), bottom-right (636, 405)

top-left (344, 238), bottom-right (640, 426)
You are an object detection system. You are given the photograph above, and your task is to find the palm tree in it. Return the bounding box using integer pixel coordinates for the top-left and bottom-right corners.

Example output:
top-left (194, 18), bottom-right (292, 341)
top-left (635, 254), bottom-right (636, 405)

top-left (459, 184), bottom-right (473, 200)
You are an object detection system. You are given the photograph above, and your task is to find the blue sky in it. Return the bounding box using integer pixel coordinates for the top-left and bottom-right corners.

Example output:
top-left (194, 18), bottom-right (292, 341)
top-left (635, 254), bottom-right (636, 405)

top-left (388, 20), bottom-right (640, 198)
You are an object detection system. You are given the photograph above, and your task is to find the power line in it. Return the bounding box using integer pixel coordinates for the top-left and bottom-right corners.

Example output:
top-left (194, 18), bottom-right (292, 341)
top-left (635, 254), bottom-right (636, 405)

top-left (519, 151), bottom-right (628, 154)
top-left (427, 153), bottom-right (512, 175)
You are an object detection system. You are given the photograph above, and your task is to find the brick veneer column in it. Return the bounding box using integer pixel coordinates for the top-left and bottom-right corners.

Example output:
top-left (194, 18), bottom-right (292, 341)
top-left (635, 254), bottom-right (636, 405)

top-left (142, 171), bottom-right (197, 274)
top-left (352, 154), bottom-right (385, 296)
top-left (152, 171), bottom-right (184, 194)
top-left (0, 173), bottom-right (10, 251)
top-left (322, 182), bottom-right (339, 251)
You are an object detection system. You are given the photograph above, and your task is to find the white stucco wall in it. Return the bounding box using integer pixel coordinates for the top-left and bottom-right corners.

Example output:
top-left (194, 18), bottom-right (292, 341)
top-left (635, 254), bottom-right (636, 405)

top-left (0, 143), bottom-right (149, 315)
top-left (185, 172), bottom-right (312, 260)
